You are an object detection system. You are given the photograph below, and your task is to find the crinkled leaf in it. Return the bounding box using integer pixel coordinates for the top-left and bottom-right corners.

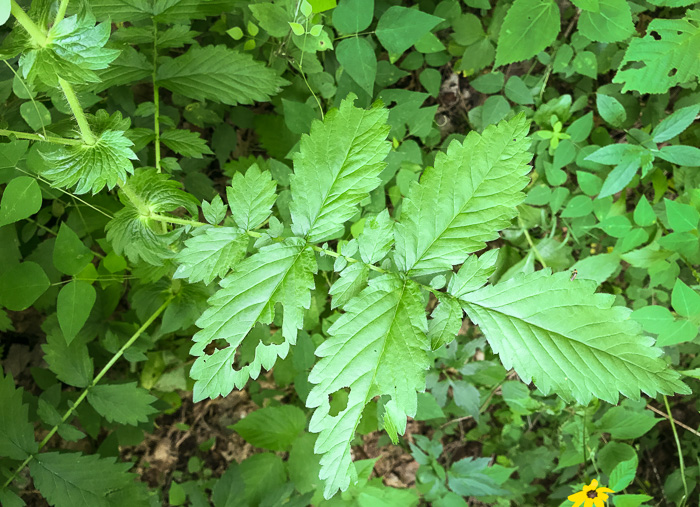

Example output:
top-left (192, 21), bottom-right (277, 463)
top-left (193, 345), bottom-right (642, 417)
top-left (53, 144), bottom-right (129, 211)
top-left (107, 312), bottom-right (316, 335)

top-left (92, 46), bottom-right (151, 92)
top-left (191, 239), bottom-right (316, 401)
top-left (0, 369), bottom-right (37, 460)
top-left (459, 270), bottom-right (690, 404)
top-left (90, 0), bottom-right (238, 23)
top-left (307, 274), bottom-right (429, 498)
top-left (174, 226), bottom-right (248, 285)
top-left (226, 164), bottom-right (277, 230)
top-left (290, 96), bottom-right (390, 242)
top-left (87, 383), bottom-right (158, 425)
top-left (157, 45), bottom-right (288, 105)
top-left (394, 115), bottom-right (531, 276)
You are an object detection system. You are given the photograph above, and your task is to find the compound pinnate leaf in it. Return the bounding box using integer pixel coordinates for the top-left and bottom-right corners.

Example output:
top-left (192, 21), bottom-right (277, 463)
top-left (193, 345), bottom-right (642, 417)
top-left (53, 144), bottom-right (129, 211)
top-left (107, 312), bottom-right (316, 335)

top-left (57, 281), bottom-right (96, 345)
top-left (0, 176), bottom-right (42, 227)
top-left (87, 383), bottom-right (158, 425)
top-left (157, 45), bottom-right (288, 105)
top-left (0, 261), bottom-right (50, 311)
top-left (191, 238), bottom-right (316, 401)
top-left (394, 114), bottom-right (531, 277)
top-left (29, 452), bottom-right (145, 507)
top-left (290, 96), bottom-right (390, 242)
top-left (613, 10), bottom-right (700, 94)
top-left (174, 226), bottom-right (248, 285)
top-left (375, 6), bottom-right (442, 55)
top-left (495, 0), bottom-right (560, 67)
top-left (0, 369), bottom-right (37, 460)
top-left (233, 405), bottom-right (306, 451)
top-left (459, 270), bottom-right (690, 404)
top-left (307, 274), bottom-right (429, 498)
top-left (226, 164), bottom-right (277, 230)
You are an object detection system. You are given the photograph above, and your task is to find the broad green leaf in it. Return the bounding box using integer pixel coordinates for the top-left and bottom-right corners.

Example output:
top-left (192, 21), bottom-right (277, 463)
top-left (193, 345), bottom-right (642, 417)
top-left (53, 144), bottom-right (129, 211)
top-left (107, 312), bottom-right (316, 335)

top-left (29, 452), bottom-right (146, 507)
top-left (333, 0), bottom-right (374, 34)
top-left (40, 111), bottom-right (136, 194)
top-left (577, 171), bottom-right (603, 196)
top-left (57, 281), bottom-right (96, 345)
top-left (89, 0), bottom-right (238, 23)
top-left (174, 226), bottom-right (248, 285)
top-left (598, 152), bottom-right (642, 198)
top-left (609, 456), bottom-right (638, 491)
top-left (665, 198), bottom-right (700, 232)
top-left (596, 94), bottom-right (626, 127)
top-left (447, 249), bottom-right (499, 298)
top-left (191, 239), bottom-right (316, 401)
top-left (226, 164), bottom-right (277, 230)
top-left (394, 114), bottom-right (531, 277)
top-left (307, 274), bottom-right (429, 498)
top-left (357, 209), bottom-right (394, 264)
top-left (504, 76), bottom-right (534, 105)
top-left (571, 253), bottom-right (620, 285)
top-left (633, 196), bottom-right (656, 226)
top-left (0, 176), bottom-right (42, 227)
top-left (652, 104), bottom-right (700, 143)
top-left (157, 45), bottom-right (288, 105)
top-left (672, 279), bottom-right (700, 318)
top-left (161, 129), bottom-right (213, 158)
top-left (53, 223), bottom-right (94, 275)
top-left (329, 262), bottom-right (369, 309)
top-left (585, 143), bottom-right (640, 165)
top-left (87, 383), bottom-right (158, 425)
top-left (249, 2), bottom-right (290, 37)
top-left (93, 46), bottom-right (152, 92)
top-left (19, 13), bottom-right (120, 87)
top-left (428, 294), bottom-right (463, 350)
top-left (631, 306), bottom-right (675, 334)
top-left (336, 37), bottom-right (376, 96)
top-left (578, 0), bottom-right (633, 42)
top-left (495, 0), bottom-right (560, 67)
top-left (0, 369), bottom-right (37, 460)
top-left (290, 96), bottom-right (390, 242)
top-left (597, 406), bottom-right (660, 439)
top-left (202, 195), bottom-right (227, 225)
top-left (42, 330), bottom-right (94, 388)
top-left (448, 458), bottom-right (511, 497)
top-left (232, 405), bottom-right (306, 451)
top-left (613, 11), bottom-right (700, 93)
top-left (20, 101), bottom-right (51, 131)
top-left (459, 270), bottom-right (690, 404)
top-left (656, 145), bottom-right (700, 166)
top-left (375, 6), bottom-right (442, 55)
top-left (657, 319), bottom-right (698, 347)
top-left (561, 195), bottom-right (593, 218)
top-left (0, 261), bottom-right (50, 311)
top-left (614, 495), bottom-right (653, 507)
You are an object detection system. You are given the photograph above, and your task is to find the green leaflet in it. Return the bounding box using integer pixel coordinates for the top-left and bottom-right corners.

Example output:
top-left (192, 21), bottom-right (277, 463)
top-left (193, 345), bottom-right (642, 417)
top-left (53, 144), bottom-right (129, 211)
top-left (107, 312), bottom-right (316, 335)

top-left (0, 176), bottom-right (42, 227)
top-left (156, 45), bottom-right (289, 105)
top-left (290, 96), bottom-right (391, 242)
top-left (227, 164), bottom-right (277, 230)
top-left (394, 114), bottom-right (532, 277)
top-left (57, 280), bottom-right (96, 345)
top-left (577, 0), bottom-right (634, 43)
top-left (495, 0), bottom-right (560, 66)
top-left (161, 128), bottom-right (213, 158)
top-left (19, 13), bottom-right (120, 87)
top-left (459, 270), bottom-right (690, 404)
top-left (232, 405), bottom-right (307, 451)
top-left (174, 226), bottom-right (248, 285)
top-left (87, 383), bottom-right (159, 426)
top-left (0, 369), bottom-right (38, 460)
top-left (190, 238), bottom-right (316, 401)
top-left (613, 10), bottom-right (700, 94)
top-left (307, 274), bottom-right (429, 499)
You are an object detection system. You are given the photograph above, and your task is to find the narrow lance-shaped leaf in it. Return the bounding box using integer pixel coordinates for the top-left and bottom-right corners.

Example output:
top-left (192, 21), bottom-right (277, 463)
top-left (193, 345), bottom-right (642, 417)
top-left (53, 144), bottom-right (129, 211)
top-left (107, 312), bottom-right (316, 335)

top-left (394, 114), bottom-right (532, 277)
top-left (191, 238), bottom-right (316, 401)
top-left (307, 274), bottom-right (429, 498)
top-left (290, 96), bottom-right (391, 243)
top-left (459, 270), bottom-right (690, 404)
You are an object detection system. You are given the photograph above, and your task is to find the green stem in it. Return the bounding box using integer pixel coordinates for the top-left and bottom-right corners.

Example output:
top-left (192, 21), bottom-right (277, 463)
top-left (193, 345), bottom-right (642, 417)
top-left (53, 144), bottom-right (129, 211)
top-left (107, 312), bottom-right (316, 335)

top-left (54, 0), bottom-right (70, 26)
top-left (118, 180), bottom-right (151, 216)
top-left (152, 19), bottom-right (162, 172)
top-left (0, 129), bottom-right (82, 145)
top-left (149, 213), bottom-right (205, 228)
top-left (1, 297), bottom-right (172, 490)
top-left (519, 217), bottom-right (548, 268)
top-left (9, 0), bottom-right (47, 46)
top-left (58, 78), bottom-right (96, 145)
top-left (664, 395), bottom-right (688, 504)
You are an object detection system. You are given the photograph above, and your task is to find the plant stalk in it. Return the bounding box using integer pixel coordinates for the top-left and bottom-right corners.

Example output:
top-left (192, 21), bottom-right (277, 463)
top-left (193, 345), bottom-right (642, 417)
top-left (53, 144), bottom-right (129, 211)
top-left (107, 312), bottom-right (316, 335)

top-left (58, 78), bottom-right (96, 145)
top-left (0, 129), bottom-right (82, 145)
top-left (9, 0), bottom-right (47, 46)
top-left (153, 19), bottom-right (162, 172)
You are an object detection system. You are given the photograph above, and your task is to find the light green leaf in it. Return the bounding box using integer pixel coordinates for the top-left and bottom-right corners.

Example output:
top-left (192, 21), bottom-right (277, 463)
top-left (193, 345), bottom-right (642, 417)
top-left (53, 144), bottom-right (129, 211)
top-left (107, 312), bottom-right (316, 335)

top-left (29, 452), bottom-right (146, 507)
top-left (571, 253), bottom-right (620, 285)
top-left (191, 239), bottom-right (316, 401)
top-left (561, 195), bottom-right (593, 218)
top-left (0, 261), bottom-right (50, 311)
top-left (665, 198), bottom-right (699, 232)
top-left (161, 129), bottom-right (213, 158)
top-left (157, 45), bottom-right (288, 105)
top-left (42, 329), bottom-right (94, 388)
top-left (333, 0), bottom-right (374, 34)
top-left (672, 279), bottom-right (700, 318)
top-left (87, 382), bottom-right (158, 425)
top-left (375, 6), bottom-right (442, 55)
top-left (598, 153), bottom-right (641, 198)
top-left (0, 176), bottom-right (42, 227)
top-left (633, 196), bottom-right (656, 226)
top-left (226, 164), bottom-right (277, 230)
top-left (53, 223), bottom-right (94, 275)
top-left (578, 0), bottom-right (634, 43)
top-left (609, 455), bottom-right (638, 491)
top-left (0, 0), bottom-right (9, 26)
top-left (20, 101), bottom-right (51, 131)
top-left (290, 96), bottom-right (390, 242)
top-left (447, 249), bottom-right (499, 298)
top-left (174, 226), bottom-right (248, 285)
top-left (202, 195), bottom-right (227, 225)
top-left (597, 406), bottom-right (660, 439)
top-left (249, 2), bottom-right (290, 37)
top-left (504, 76), bottom-right (533, 105)
top-left (89, 0), bottom-right (238, 23)
top-left (232, 405), bottom-right (306, 451)
top-left (596, 94), bottom-right (626, 127)
top-left (495, 0), bottom-right (560, 67)
top-left (358, 209), bottom-right (394, 264)
top-left (459, 270), bottom-right (690, 404)
top-left (307, 274), bottom-right (429, 498)
top-left (613, 11), bottom-right (700, 94)
top-left (336, 37), bottom-right (376, 96)
top-left (394, 114), bottom-right (531, 276)
top-left (428, 294), bottom-right (463, 350)
top-left (652, 104), bottom-right (700, 143)
top-left (329, 262), bottom-right (369, 309)
top-left (57, 281), bottom-right (96, 345)
top-left (0, 369), bottom-right (38, 460)
top-left (656, 145), bottom-right (700, 166)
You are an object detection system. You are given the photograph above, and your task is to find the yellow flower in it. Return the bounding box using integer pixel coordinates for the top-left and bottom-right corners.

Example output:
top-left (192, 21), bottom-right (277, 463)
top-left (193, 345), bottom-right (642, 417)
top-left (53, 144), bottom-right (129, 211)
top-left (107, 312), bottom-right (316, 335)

top-left (567, 479), bottom-right (614, 507)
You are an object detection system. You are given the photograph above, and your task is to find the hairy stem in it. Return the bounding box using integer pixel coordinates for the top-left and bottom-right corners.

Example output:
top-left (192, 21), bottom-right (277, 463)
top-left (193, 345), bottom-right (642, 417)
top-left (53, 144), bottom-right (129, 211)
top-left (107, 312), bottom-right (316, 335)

top-left (54, 0), bottom-right (70, 26)
top-left (9, 0), bottom-right (47, 46)
top-left (1, 297), bottom-right (172, 490)
top-left (153, 19), bottom-right (162, 172)
top-left (0, 129), bottom-right (82, 145)
top-left (118, 179), bottom-right (151, 216)
top-left (58, 78), bottom-right (96, 145)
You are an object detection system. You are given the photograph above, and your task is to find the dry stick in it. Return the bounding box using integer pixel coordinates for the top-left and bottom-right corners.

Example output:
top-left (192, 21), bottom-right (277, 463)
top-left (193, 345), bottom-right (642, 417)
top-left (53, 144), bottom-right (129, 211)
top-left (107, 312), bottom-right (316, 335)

top-left (647, 403), bottom-right (700, 438)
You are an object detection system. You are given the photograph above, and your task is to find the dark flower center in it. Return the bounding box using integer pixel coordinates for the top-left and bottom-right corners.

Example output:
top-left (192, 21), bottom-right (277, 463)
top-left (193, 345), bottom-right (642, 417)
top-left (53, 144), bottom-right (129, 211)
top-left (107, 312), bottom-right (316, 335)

top-left (587, 490), bottom-right (598, 498)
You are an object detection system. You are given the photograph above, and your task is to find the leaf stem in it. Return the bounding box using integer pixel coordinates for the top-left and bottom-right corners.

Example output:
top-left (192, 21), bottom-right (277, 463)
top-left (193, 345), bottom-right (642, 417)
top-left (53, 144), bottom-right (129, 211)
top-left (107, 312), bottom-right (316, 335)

top-left (664, 395), bottom-right (688, 504)
top-left (518, 217), bottom-right (548, 268)
top-left (58, 78), bottom-right (96, 145)
top-left (0, 129), bottom-right (82, 145)
top-left (1, 297), bottom-right (172, 490)
top-left (149, 213), bottom-right (205, 228)
top-left (152, 19), bottom-right (162, 172)
top-left (9, 0), bottom-right (47, 46)
top-left (54, 0), bottom-right (70, 26)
